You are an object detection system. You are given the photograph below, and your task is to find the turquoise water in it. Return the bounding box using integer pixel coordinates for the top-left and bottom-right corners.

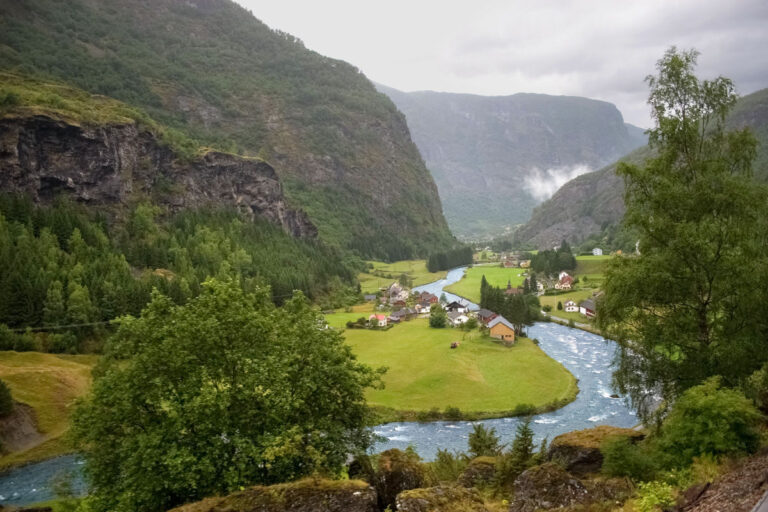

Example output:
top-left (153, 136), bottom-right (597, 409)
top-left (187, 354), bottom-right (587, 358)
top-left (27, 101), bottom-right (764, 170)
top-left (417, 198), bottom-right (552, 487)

top-left (0, 455), bottom-right (86, 505)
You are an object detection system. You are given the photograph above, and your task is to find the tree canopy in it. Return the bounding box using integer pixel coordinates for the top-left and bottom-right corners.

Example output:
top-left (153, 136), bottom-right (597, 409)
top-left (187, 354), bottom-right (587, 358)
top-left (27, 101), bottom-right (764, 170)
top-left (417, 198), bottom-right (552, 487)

top-left (72, 278), bottom-right (383, 512)
top-left (597, 48), bottom-right (768, 419)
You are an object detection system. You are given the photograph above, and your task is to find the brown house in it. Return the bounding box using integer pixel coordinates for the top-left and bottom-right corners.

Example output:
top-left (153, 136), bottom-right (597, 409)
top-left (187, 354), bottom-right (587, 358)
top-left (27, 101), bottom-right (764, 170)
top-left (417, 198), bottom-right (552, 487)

top-left (487, 315), bottom-right (516, 344)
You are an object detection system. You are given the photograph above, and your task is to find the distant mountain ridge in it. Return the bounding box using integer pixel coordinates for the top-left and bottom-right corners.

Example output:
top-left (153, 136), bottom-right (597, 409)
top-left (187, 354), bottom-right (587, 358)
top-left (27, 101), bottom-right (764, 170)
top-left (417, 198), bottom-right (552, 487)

top-left (515, 88), bottom-right (768, 249)
top-left (377, 84), bottom-right (646, 239)
top-left (0, 0), bottom-right (454, 260)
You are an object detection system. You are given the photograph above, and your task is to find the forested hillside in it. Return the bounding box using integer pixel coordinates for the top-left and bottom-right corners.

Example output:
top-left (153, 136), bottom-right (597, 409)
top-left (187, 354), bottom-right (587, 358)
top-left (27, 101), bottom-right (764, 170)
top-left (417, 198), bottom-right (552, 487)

top-left (0, 0), bottom-right (454, 260)
top-left (378, 84), bottom-right (646, 239)
top-left (515, 88), bottom-right (768, 249)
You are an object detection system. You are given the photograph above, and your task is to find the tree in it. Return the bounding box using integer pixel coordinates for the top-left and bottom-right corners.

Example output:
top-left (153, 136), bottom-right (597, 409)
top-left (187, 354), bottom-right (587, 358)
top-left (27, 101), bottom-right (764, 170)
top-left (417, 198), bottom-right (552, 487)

top-left (43, 281), bottom-right (66, 326)
top-left (439, 292), bottom-right (447, 304)
top-left (494, 417), bottom-right (535, 489)
top-left (557, 301), bottom-right (563, 311)
top-left (597, 48), bottom-right (768, 419)
top-left (72, 279), bottom-right (383, 512)
top-left (0, 379), bottom-right (13, 417)
top-left (468, 423), bottom-right (502, 458)
top-left (429, 303), bottom-right (447, 328)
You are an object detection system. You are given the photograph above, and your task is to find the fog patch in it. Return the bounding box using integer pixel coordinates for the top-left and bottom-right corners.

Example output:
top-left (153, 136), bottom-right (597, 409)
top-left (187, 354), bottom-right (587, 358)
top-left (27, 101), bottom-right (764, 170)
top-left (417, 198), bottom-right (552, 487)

top-left (523, 164), bottom-right (593, 201)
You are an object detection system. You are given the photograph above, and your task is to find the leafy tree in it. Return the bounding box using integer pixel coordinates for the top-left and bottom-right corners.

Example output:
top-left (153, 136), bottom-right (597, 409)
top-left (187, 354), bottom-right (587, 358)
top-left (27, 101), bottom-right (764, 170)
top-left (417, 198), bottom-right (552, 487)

top-left (597, 48), bottom-right (768, 418)
top-left (43, 281), bottom-right (66, 326)
top-left (468, 423), bottom-right (502, 458)
top-left (72, 279), bottom-right (383, 512)
top-left (0, 379), bottom-right (13, 417)
top-left (429, 303), bottom-right (447, 328)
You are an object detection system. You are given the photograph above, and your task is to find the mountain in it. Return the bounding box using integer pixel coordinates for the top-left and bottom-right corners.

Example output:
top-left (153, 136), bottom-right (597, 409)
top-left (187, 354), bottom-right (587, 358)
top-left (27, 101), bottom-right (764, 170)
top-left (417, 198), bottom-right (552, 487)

top-left (514, 88), bottom-right (768, 249)
top-left (0, 0), bottom-right (454, 261)
top-left (377, 84), bottom-right (646, 240)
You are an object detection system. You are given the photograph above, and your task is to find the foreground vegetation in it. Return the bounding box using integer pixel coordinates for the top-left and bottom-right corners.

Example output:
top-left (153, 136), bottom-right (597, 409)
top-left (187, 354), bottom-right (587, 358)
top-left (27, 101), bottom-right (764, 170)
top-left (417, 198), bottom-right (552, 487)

top-left (340, 318), bottom-right (577, 417)
top-left (0, 351), bottom-right (97, 469)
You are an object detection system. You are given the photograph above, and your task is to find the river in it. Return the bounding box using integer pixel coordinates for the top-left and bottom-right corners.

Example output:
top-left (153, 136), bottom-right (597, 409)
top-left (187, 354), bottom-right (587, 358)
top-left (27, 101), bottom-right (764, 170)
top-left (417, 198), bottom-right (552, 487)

top-left (0, 266), bottom-right (636, 505)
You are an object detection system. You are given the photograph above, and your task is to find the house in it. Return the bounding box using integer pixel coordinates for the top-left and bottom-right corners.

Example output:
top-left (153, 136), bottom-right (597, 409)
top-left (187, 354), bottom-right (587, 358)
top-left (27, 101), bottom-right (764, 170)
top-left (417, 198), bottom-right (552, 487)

top-left (503, 260), bottom-right (515, 268)
top-left (364, 294), bottom-right (377, 302)
top-left (476, 309), bottom-right (498, 326)
top-left (445, 301), bottom-right (469, 314)
top-left (419, 291), bottom-right (438, 304)
top-left (388, 282), bottom-right (402, 297)
top-left (487, 315), bottom-right (516, 343)
top-left (579, 299), bottom-right (597, 318)
top-left (369, 314), bottom-right (388, 327)
top-left (555, 273), bottom-right (574, 291)
top-left (520, 260), bottom-right (531, 268)
top-left (592, 247), bottom-right (603, 256)
top-left (390, 299), bottom-right (407, 308)
top-left (564, 300), bottom-right (578, 313)
top-left (415, 302), bottom-right (432, 314)
top-left (389, 309), bottom-right (409, 323)
top-left (447, 311), bottom-right (469, 327)
top-left (504, 280), bottom-right (523, 296)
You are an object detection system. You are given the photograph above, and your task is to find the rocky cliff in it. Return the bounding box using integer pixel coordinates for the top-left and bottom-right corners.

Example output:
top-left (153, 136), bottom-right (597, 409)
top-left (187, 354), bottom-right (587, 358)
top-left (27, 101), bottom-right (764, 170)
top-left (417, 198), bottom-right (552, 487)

top-left (515, 87), bottom-right (768, 249)
top-left (377, 84), bottom-right (646, 239)
top-left (0, 114), bottom-right (316, 237)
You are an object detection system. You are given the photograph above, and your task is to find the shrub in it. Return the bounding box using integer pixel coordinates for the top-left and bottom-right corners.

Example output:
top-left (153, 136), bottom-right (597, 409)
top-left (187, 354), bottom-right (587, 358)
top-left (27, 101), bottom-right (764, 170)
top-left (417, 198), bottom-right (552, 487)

top-left (463, 317), bottom-right (478, 330)
top-left (416, 407), bottom-right (441, 422)
top-left (430, 449), bottom-right (468, 482)
top-left (468, 423), bottom-right (502, 458)
top-left (601, 435), bottom-right (658, 481)
top-left (635, 481), bottom-right (675, 512)
top-left (444, 406), bottom-right (462, 420)
top-left (543, 305), bottom-right (552, 312)
top-left (0, 380), bottom-right (13, 418)
top-left (744, 363), bottom-right (768, 413)
top-left (656, 377), bottom-right (763, 467)
top-left (512, 403), bottom-right (536, 416)
top-left (557, 301), bottom-right (563, 310)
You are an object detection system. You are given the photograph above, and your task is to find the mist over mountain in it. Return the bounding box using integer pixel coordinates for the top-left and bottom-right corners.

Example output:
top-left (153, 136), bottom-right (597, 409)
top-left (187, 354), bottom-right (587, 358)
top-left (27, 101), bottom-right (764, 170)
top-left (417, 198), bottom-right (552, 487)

top-left (377, 84), bottom-right (647, 240)
top-left (515, 87), bottom-right (768, 249)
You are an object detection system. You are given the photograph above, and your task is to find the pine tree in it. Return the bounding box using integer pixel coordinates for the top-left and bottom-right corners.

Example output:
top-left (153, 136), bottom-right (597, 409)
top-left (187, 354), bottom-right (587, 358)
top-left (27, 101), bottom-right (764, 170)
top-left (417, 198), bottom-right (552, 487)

top-left (43, 280), bottom-right (67, 326)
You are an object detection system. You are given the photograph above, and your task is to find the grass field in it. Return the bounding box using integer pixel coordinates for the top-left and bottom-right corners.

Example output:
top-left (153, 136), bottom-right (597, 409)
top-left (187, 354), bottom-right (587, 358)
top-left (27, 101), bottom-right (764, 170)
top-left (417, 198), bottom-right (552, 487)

top-left (540, 290), bottom-right (595, 322)
top-left (444, 265), bottom-right (528, 303)
top-left (338, 318), bottom-right (577, 415)
top-left (358, 260), bottom-right (446, 293)
top-left (0, 352), bottom-right (98, 469)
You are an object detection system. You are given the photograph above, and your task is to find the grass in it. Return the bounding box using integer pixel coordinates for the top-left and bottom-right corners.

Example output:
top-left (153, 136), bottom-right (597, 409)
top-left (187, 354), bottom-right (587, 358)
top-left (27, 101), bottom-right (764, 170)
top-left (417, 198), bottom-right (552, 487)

top-left (337, 317), bottom-right (578, 417)
top-left (0, 352), bottom-right (98, 470)
top-left (358, 259), bottom-right (447, 293)
top-left (540, 289), bottom-right (595, 323)
top-left (443, 265), bottom-right (528, 303)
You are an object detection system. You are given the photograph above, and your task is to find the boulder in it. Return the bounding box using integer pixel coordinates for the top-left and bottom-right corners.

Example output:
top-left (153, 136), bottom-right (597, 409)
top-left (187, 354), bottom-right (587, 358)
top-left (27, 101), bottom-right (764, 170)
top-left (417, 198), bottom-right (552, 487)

top-left (169, 478), bottom-right (377, 512)
top-left (457, 456), bottom-right (497, 488)
top-left (374, 449), bottom-right (428, 511)
top-left (396, 485), bottom-right (489, 512)
top-left (509, 463), bottom-right (590, 512)
top-left (547, 425), bottom-right (644, 475)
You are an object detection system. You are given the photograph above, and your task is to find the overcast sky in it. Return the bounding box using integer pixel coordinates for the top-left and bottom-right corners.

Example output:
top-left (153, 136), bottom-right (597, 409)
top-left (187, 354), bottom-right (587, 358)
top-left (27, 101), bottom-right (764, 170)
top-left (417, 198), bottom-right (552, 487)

top-left (236, 0), bottom-right (768, 127)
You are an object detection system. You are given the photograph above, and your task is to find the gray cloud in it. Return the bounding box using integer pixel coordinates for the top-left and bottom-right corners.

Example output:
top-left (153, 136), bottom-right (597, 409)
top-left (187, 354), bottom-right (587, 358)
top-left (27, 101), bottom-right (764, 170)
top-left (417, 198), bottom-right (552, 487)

top-left (523, 165), bottom-right (594, 201)
top-left (237, 0), bottom-right (768, 126)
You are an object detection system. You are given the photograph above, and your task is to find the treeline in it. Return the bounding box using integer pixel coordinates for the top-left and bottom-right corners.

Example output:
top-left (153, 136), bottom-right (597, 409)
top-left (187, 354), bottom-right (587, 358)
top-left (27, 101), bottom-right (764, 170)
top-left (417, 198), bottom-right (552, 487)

top-left (0, 196), bottom-right (357, 353)
top-left (530, 241), bottom-right (576, 275)
top-left (479, 276), bottom-right (540, 335)
top-left (426, 246), bottom-right (473, 272)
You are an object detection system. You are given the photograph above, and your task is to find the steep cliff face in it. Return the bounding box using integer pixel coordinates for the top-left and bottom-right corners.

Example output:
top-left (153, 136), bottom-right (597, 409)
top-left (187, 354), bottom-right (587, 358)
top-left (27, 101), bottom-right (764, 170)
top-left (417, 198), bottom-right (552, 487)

top-left (0, 115), bottom-right (316, 237)
top-left (515, 88), bottom-right (768, 249)
top-left (0, 0), bottom-right (454, 259)
top-left (377, 84), bottom-right (646, 239)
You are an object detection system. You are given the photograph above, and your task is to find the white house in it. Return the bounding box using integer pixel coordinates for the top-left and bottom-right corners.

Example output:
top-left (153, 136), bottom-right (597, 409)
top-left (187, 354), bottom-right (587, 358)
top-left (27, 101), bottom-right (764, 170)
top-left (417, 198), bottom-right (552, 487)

top-left (592, 247), bottom-right (603, 256)
top-left (564, 300), bottom-right (578, 313)
top-left (447, 311), bottom-right (469, 327)
top-left (369, 314), bottom-right (388, 327)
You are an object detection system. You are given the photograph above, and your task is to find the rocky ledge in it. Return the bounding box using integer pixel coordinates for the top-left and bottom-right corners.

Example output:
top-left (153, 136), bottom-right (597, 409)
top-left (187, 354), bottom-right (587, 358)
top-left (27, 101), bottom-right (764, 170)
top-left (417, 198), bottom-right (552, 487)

top-left (0, 115), bottom-right (316, 238)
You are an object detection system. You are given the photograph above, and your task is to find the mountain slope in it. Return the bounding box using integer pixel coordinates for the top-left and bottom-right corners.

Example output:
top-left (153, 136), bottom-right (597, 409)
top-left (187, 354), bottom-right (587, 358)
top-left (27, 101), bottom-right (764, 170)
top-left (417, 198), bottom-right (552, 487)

top-left (515, 88), bottom-right (768, 249)
top-left (0, 0), bottom-right (453, 260)
top-left (377, 84), bottom-right (646, 239)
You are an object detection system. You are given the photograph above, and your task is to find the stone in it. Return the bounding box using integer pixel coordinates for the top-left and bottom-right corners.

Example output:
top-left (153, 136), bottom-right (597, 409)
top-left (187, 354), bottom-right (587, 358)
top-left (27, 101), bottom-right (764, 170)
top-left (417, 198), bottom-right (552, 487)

top-left (396, 485), bottom-right (489, 512)
top-left (547, 425), bottom-right (644, 475)
top-left (374, 449), bottom-right (427, 511)
top-left (168, 478), bottom-right (376, 512)
top-left (458, 456), bottom-right (497, 488)
top-left (509, 463), bottom-right (590, 512)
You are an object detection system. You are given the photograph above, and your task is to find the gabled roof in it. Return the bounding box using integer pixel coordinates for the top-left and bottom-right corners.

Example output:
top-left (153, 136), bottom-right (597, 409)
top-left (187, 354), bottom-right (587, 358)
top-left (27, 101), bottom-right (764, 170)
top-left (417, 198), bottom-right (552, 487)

top-left (579, 299), bottom-right (596, 310)
top-left (445, 301), bottom-right (466, 309)
top-left (447, 311), bottom-right (466, 320)
top-left (487, 315), bottom-right (515, 331)
top-left (476, 309), bottom-right (496, 319)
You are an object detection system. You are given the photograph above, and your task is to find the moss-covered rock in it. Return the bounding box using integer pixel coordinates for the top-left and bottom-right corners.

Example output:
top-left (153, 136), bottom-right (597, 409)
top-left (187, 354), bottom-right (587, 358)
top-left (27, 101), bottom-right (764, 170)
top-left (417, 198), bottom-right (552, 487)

top-left (374, 449), bottom-right (428, 511)
top-left (457, 456), bottom-right (497, 488)
top-left (396, 485), bottom-right (490, 512)
top-left (509, 463), bottom-right (590, 512)
top-left (169, 478), bottom-right (376, 512)
top-left (547, 426), bottom-right (644, 475)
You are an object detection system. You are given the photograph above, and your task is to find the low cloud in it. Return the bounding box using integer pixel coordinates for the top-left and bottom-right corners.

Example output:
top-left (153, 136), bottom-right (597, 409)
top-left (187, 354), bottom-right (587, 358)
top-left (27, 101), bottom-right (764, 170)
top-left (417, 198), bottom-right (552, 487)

top-left (523, 164), bottom-right (593, 202)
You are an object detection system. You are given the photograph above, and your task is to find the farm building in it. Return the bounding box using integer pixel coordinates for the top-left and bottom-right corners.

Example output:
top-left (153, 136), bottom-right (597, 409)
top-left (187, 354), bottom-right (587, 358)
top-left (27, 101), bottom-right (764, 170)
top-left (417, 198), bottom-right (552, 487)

top-left (487, 315), bottom-right (516, 344)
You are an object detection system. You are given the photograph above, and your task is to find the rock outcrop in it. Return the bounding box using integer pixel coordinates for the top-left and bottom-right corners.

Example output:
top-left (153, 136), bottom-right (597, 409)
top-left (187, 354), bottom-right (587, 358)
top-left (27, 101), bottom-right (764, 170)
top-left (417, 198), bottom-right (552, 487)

top-left (169, 478), bottom-right (377, 512)
top-left (0, 402), bottom-right (44, 454)
top-left (547, 425), bottom-right (645, 475)
top-left (457, 456), bottom-right (497, 488)
top-left (509, 463), bottom-right (591, 512)
top-left (373, 449), bottom-right (428, 511)
top-left (396, 485), bottom-right (490, 512)
top-left (0, 115), bottom-right (316, 238)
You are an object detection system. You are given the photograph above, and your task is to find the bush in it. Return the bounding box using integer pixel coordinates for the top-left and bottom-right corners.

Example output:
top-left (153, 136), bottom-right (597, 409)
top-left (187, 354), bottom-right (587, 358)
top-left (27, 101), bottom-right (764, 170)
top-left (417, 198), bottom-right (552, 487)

top-left (557, 301), bottom-right (563, 310)
top-left (635, 481), bottom-right (675, 512)
top-left (463, 317), bottom-right (478, 330)
top-left (468, 423), bottom-right (502, 458)
top-left (0, 380), bottom-right (13, 418)
top-left (601, 435), bottom-right (658, 481)
top-left (444, 406), bottom-right (462, 420)
top-left (744, 363), bottom-right (768, 413)
top-left (656, 377), bottom-right (763, 467)
top-left (543, 305), bottom-right (552, 312)
top-left (512, 403), bottom-right (536, 416)
top-left (430, 449), bottom-right (468, 482)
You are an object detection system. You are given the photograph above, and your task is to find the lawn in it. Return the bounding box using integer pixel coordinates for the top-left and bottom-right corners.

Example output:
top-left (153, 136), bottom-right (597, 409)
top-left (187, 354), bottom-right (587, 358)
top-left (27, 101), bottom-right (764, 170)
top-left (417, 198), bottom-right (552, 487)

top-left (540, 289), bottom-right (595, 323)
top-left (444, 265), bottom-right (528, 303)
top-left (358, 260), bottom-right (446, 293)
top-left (0, 352), bottom-right (98, 469)
top-left (337, 318), bottom-right (577, 415)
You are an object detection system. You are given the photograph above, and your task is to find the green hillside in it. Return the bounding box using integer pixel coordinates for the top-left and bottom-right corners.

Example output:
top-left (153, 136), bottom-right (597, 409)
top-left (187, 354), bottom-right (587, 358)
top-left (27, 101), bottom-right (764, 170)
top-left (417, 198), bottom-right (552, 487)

top-left (0, 0), bottom-right (454, 260)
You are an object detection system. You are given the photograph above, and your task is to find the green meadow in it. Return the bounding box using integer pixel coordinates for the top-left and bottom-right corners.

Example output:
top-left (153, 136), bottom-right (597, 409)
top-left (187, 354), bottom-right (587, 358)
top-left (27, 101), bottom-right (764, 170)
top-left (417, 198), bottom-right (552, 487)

top-left (444, 265), bottom-right (528, 303)
top-left (336, 318), bottom-right (578, 417)
top-left (358, 259), bottom-right (447, 293)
